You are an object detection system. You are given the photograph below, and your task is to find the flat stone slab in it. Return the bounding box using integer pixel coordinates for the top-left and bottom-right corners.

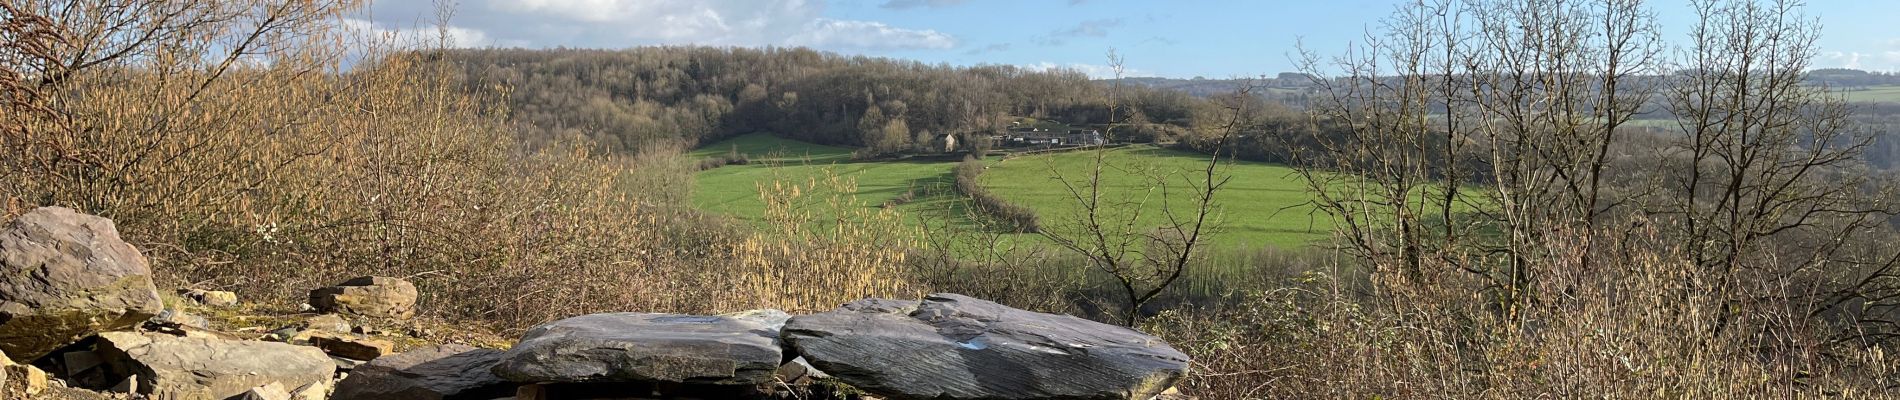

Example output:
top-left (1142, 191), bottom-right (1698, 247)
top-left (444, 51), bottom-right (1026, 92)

top-left (333, 344), bottom-right (514, 400)
top-left (783, 293), bottom-right (1189, 400)
top-left (491, 310), bottom-right (788, 386)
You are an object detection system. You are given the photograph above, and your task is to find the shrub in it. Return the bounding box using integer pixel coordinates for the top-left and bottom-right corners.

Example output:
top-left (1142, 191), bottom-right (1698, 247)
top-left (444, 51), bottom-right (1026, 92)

top-left (953, 156), bottom-right (1040, 233)
top-left (695, 150), bottom-right (750, 171)
top-left (1147, 230), bottom-right (1898, 399)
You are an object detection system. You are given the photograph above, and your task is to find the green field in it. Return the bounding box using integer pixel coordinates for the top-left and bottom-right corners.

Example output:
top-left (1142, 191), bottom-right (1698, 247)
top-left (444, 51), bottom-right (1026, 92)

top-left (691, 133), bottom-right (1333, 251)
top-left (688, 133), bottom-right (852, 163)
top-left (691, 134), bottom-right (975, 231)
top-left (980, 146), bottom-right (1331, 249)
top-left (1839, 85), bottom-right (1900, 103)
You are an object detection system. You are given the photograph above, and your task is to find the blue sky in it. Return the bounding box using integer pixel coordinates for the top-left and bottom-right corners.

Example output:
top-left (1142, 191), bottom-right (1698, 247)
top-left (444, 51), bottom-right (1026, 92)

top-left (360, 0), bottom-right (1900, 78)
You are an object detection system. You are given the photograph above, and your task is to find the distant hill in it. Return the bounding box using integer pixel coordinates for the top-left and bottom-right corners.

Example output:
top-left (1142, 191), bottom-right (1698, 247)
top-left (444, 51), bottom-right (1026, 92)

top-left (1114, 69), bottom-right (1900, 103)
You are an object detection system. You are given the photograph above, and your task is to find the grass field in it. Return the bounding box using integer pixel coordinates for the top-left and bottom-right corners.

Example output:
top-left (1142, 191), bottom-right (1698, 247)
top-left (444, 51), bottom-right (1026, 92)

top-left (692, 134), bottom-right (1335, 252)
top-left (981, 146), bottom-right (1332, 249)
top-left (691, 134), bottom-right (976, 232)
top-left (688, 133), bottom-right (852, 163)
top-left (1839, 85), bottom-right (1900, 103)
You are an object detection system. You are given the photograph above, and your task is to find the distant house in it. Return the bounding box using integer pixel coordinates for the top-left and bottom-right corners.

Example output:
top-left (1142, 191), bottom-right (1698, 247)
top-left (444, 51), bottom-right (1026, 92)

top-left (997, 123), bottom-right (1105, 147)
top-left (1066, 129), bottom-right (1104, 145)
top-left (936, 133), bottom-right (958, 153)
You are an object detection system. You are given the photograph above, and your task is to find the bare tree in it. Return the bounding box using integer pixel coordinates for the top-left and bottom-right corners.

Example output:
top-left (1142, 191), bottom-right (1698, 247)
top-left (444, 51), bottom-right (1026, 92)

top-left (1295, 0), bottom-right (1663, 307)
top-left (1658, 0), bottom-right (1900, 337)
top-left (1038, 52), bottom-right (1236, 326)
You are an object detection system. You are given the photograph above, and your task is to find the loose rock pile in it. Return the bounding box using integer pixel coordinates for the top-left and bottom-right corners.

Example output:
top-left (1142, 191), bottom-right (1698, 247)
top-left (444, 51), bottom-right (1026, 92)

top-left (0, 207), bottom-right (1193, 400)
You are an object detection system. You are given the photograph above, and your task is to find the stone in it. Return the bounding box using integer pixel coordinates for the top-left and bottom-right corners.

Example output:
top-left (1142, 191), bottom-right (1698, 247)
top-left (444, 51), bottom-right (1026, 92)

top-left (178, 288), bottom-right (238, 307)
top-left (775, 357), bottom-right (830, 384)
top-left (782, 293), bottom-right (1190, 400)
top-left (1152, 386), bottom-right (1194, 400)
top-left (267, 314), bottom-right (353, 342)
top-left (332, 344), bottom-right (514, 400)
top-left (62, 350), bottom-right (103, 375)
top-left (237, 382), bottom-right (291, 400)
top-left (150, 308), bottom-right (211, 330)
top-left (239, 381), bottom-right (327, 400)
top-left (722, 308), bottom-right (793, 330)
top-left (2, 363), bottom-right (47, 397)
top-left (514, 383), bottom-right (547, 400)
top-left (92, 331), bottom-right (335, 400)
top-left (309, 276), bottom-right (419, 319)
top-left (333, 356), bottom-right (367, 372)
top-left (165, 325), bottom-right (241, 341)
top-left (308, 332), bottom-right (395, 361)
top-left (109, 376), bottom-right (137, 394)
top-left (490, 311), bottom-right (788, 386)
top-left (0, 207), bottom-right (164, 362)
top-left (288, 381), bottom-right (329, 400)
top-left (304, 313), bottom-right (354, 333)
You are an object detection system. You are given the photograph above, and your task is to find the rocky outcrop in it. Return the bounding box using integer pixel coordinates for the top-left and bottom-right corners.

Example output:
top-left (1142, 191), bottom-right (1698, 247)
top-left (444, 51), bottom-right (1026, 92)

top-left (331, 344), bottom-right (513, 400)
top-left (783, 293), bottom-right (1190, 400)
top-left (490, 310), bottom-right (788, 386)
top-left (0, 207), bottom-right (163, 363)
top-left (309, 276), bottom-right (419, 319)
top-left (92, 331), bottom-right (336, 400)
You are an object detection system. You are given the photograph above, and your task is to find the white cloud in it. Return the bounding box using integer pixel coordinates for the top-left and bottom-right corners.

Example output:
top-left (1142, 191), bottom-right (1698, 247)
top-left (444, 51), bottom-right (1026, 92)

top-left (339, 18), bottom-right (524, 48)
top-left (1814, 38), bottom-right (1900, 72)
top-left (359, 0), bottom-right (956, 52)
top-left (1023, 61), bottom-right (1144, 79)
top-left (1034, 18), bottom-right (1122, 46)
top-left (786, 19), bottom-right (957, 50)
top-left (1818, 41), bottom-right (1900, 72)
top-left (879, 0), bottom-right (966, 10)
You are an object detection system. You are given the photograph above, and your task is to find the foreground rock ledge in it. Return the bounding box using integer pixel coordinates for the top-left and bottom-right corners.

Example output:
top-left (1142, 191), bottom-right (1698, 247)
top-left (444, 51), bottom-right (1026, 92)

top-left (332, 344), bottom-right (513, 400)
top-left (490, 310), bottom-right (790, 386)
top-left (784, 293), bottom-right (1189, 400)
top-left (93, 331), bottom-right (335, 400)
top-left (0, 206), bottom-right (163, 363)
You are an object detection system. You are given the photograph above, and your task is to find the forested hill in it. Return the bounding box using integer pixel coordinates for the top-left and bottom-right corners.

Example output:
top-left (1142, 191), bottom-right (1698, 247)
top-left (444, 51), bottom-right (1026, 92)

top-left (1117, 69), bottom-right (1900, 98)
top-left (437, 47), bottom-right (1210, 154)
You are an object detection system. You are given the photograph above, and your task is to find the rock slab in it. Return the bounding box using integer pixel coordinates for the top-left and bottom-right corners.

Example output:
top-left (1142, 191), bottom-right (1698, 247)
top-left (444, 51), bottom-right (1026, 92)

top-left (93, 331), bottom-right (336, 400)
top-left (332, 344), bottom-right (513, 400)
top-left (490, 310), bottom-right (789, 385)
top-left (0, 207), bottom-right (163, 362)
top-left (308, 332), bottom-right (394, 361)
top-left (783, 293), bottom-right (1190, 400)
top-left (309, 276), bottom-right (419, 319)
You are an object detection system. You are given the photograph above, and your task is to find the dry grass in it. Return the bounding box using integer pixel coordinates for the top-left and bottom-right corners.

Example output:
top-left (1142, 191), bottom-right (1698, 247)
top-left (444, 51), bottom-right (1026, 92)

top-left (1151, 228), bottom-right (1898, 399)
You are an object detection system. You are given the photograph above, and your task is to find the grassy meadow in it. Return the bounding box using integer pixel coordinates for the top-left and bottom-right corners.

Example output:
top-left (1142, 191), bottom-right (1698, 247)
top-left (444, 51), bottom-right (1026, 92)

top-left (1839, 85), bottom-right (1900, 103)
top-left (691, 134), bottom-right (1334, 254)
top-left (690, 134), bottom-right (978, 233)
top-left (980, 146), bottom-right (1332, 249)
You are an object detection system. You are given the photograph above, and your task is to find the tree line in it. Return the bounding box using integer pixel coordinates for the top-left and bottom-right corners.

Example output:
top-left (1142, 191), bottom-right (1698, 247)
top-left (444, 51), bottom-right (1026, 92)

top-left (436, 47), bottom-right (1223, 156)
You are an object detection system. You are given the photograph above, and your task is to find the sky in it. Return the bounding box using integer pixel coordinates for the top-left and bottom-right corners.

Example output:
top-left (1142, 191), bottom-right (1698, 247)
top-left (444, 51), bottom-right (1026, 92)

top-left (356, 0), bottom-right (1900, 78)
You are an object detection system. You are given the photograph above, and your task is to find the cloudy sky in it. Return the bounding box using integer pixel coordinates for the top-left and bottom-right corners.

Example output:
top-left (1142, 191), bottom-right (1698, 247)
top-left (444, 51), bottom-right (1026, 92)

top-left (356, 0), bottom-right (1900, 78)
